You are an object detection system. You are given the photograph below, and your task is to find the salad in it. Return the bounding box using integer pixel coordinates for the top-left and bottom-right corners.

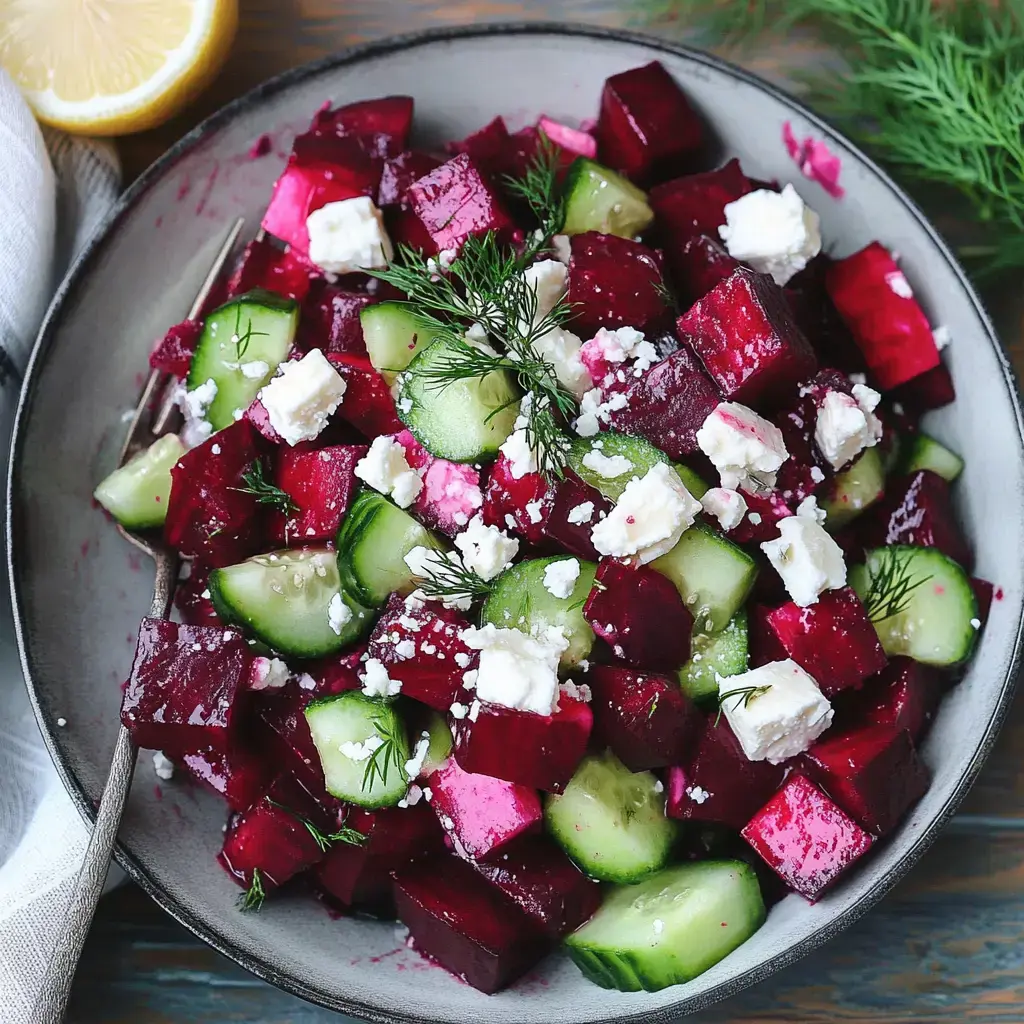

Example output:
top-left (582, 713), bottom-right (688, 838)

top-left (94, 61), bottom-right (990, 996)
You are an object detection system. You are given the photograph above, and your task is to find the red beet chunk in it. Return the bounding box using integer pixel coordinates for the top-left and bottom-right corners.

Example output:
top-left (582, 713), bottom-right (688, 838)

top-left (379, 150), bottom-right (444, 207)
top-left (825, 242), bottom-right (940, 390)
top-left (766, 587), bottom-right (887, 697)
top-left (453, 696), bottom-right (592, 793)
top-left (427, 758), bottom-right (543, 861)
top-left (316, 804), bottom-right (445, 911)
top-left (482, 454), bottom-right (553, 545)
top-left (173, 561), bottom-right (220, 627)
top-left (226, 237), bottom-right (316, 302)
top-left (605, 347), bottom-right (721, 459)
top-left (584, 561), bottom-right (693, 670)
top-left (258, 683), bottom-right (330, 793)
top-left (537, 115), bottom-right (597, 159)
top-left (149, 319), bottom-right (202, 378)
top-left (678, 267), bottom-right (818, 409)
top-left (298, 282), bottom-right (375, 357)
top-left (544, 472), bottom-right (613, 561)
top-left (269, 444), bottom-right (365, 543)
top-left (673, 235), bottom-right (740, 308)
top-left (326, 353), bottom-right (404, 438)
top-left (180, 742), bottom-right (273, 812)
top-left (367, 594), bottom-right (474, 711)
top-left (889, 362), bottom-right (956, 416)
top-left (472, 836), bottom-right (600, 939)
top-left (448, 116), bottom-right (514, 179)
top-left (858, 470), bottom-right (972, 569)
top-left (164, 420), bottom-right (265, 566)
top-left (853, 658), bottom-right (941, 743)
top-left (121, 618), bottom-right (252, 752)
top-left (588, 667), bottom-right (701, 771)
top-left (667, 718), bottom-right (786, 830)
top-left (650, 159), bottom-right (754, 244)
top-left (741, 775), bottom-right (875, 901)
top-left (802, 725), bottom-right (929, 836)
top-left (566, 232), bottom-right (670, 337)
top-left (407, 154), bottom-right (516, 253)
top-left (393, 854), bottom-right (546, 994)
top-left (311, 96), bottom-right (414, 159)
top-left (748, 603), bottom-right (789, 667)
top-left (597, 61), bottom-right (703, 183)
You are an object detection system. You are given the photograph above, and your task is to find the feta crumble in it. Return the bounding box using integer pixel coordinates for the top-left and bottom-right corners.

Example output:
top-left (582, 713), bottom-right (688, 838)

top-left (700, 487), bottom-right (748, 532)
top-left (250, 656), bottom-right (290, 691)
top-left (327, 593), bottom-right (353, 636)
top-left (531, 325), bottom-right (592, 399)
top-left (450, 702), bottom-right (469, 719)
top-left (567, 501), bottom-right (595, 525)
top-left (573, 386), bottom-right (629, 437)
top-left (543, 558), bottom-right (581, 599)
top-left (814, 385), bottom-right (883, 471)
top-left (498, 393), bottom-right (540, 479)
top-left (696, 402), bottom-right (790, 494)
top-left (152, 751), bottom-right (175, 781)
top-left (453, 514), bottom-right (519, 580)
top-left (551, 234), bottom-right (572, 264)
top-left (687, 785), bottom-right (710, 805)
top-left (885, 269), bottom-right (913, 299)
top-left (795, 495), bottom-right (827, 525)
top-left (761, 516), bottom-right (847, 607)
top-left (933, 325), bottom-right (952, 351)
top-left (360, 658), bottom-right (402, 698)
top-left (306, 196), bottom-right (394, 274)
top-left (258, 349), bottom-right (347, 446)
top-left (179, 378), bottom-right (217, 447)
top-left (354, 435), bottom-right (423, 508)
top-left (340, 735), bottom-right (385, 762)
top-left (581, 449), bottom-right (634, 479)
top-left (404, 732), bottom-right (431, 780)
top-left (525, 499), bottom-right (545, 524)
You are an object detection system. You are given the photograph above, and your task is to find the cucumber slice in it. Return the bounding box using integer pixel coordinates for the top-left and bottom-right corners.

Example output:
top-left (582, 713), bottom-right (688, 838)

top-left (210, 548), bottom-right (370, 658)
top-left (675, 463), bottom-right (710, 501)
top-left (562, 158), bottom-right (655, 238)
top-left (361, 301), bottom-right (434, 385)
top-left (651, 523), bottom-right (758, 633)
top-left (544, 751), bottom-right (677, 884)
top-left (566, 860), bottom-right (766, 992)
top-left (481, 557), bottom-right (597, 668)
top-left (568, 433), bottom-right (708, 502)
top-left (849, 545), bottom-right (979, 666)
top-left (822, 446), bottom-right (885, 530)
top-left (419, 711), bottom-right (453, 775)
top-left (187, 289), bottom-right (298, 430)
top-left (93, 433), bottom-right (184, 529)
top-left (305, 692), bottom-right (411, 808)
top-left (397, 337), bottom-right (520, 463)
top-left (678, 610), bottom-right (749, 704)
top-left (900, 433), bottom-right (964, 482)
top-left (336, 489), bottom-right (441, 607)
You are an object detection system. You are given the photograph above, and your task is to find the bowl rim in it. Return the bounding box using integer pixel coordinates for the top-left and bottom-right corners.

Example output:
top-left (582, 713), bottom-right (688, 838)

top-left (8, 19), bottom-right (1024, 1023)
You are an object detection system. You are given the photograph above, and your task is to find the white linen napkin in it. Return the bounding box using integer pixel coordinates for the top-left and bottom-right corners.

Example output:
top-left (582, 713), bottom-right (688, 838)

top-left (0, 69), bottom-right (122, 1023)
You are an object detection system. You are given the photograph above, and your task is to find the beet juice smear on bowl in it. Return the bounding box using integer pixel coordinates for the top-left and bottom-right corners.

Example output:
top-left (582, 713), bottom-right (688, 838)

top-left (95, 60), bottom-right (985, 996)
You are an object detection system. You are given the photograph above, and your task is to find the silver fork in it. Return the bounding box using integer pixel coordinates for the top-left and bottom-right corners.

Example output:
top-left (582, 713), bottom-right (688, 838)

top-left (29, 216), bottom-right (246, 1024)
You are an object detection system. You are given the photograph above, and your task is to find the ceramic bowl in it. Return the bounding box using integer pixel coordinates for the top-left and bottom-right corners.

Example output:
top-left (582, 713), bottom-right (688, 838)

top-left (8, 22), bottom-right (1024, 1024)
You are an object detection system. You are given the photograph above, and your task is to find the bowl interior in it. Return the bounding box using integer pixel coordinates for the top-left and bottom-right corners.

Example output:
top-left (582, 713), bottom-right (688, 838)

top-left (9, 24), bottom-right (1024, 1024)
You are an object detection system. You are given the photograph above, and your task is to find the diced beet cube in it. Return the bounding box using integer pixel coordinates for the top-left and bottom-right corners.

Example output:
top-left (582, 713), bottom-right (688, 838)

top-left (649, 159), bottom-right (754, 244)
top-left (583, 560), bottom-right (693, 670)
top-left (378, 150), bottom-right (444, 207)
top-left (448, 116), bottom-right (513, 179)
top-left (316, 804), bottom-right (445, 910)
top-left (271, 444), bottom-right (365, 543)
top-left (672, 235), bottom-right (740, 307)
top-left (567, 232), bottom-right (670, 337)
top-left (427, 758), bottom-right (543, 861)
top-left (121, 618), bottom-right (252, 752)
top-left (367, 594), bottom-right (474, 711)
top-left (889, 362), bottom-right (955, 416)
top-left (501, 125), bottom-right (577, 183)
top-left (678, 267), bottom-right (818, 408)
top-left (226, 237), bottom-right (316, 302)
top-left (857, 470), bottom-right (971, 569)
top-left (604, 347), bottom-right (721, 459)
top-left (972, 578), bottom-right (995, 625)
top-left (748, 603), bottom-right (789, 667)
top-left (543, 472), bottom-right (613, 561)
top-left (326, 353), bottom-right (404, 438)
top-left (725, 491), bottom-right (794, 545)
top-left (741, 775), bottom-right (875, 901)
top-left (482, 455), bottom-right (552, 545)
top-left (853, 658), bottom-right (941, 743)
top-left (825, 242), bottom-right (940, 390)
top-left (766, 587), bottom-right (887, 697)
top-left (588, 667), bottom-right (701, 771)
top-left (173, 561), bottom-right (220, 627)
top-left (393, 854), bottom-right (546, 994)
top-left (537, 115), bottom-right (597, 159)
top-left (386, 204), bottom-right (440, 255)
top-left (164, 420), bottom-right (265, 566)
top-left (802, 725), bottom-right (929, 835)
top-left (149, 319), bottom-right (202, 378)
top-left (407, 154), bottom-right (516, 253)
top-left (179, 742), bottom-right (273, 812)
top-left (297, 282), bottom-right (374, 357)
top-left (258, 683), bottom-right (330, 793)
top-left (597, 61), bottom-right (703, 183)
top-left (667, 718), bottom-right (786, 830)
top-left (453, 697), bottom-right (592, 793)
top-left (771, 379), bottom-right (836, 506)
top-left (311, 96), bottom-right (414, 159)
top-left (472, 836), bottom-right (600, 939)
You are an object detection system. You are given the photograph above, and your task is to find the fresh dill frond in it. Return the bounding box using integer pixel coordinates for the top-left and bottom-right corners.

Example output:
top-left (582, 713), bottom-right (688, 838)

top-left (409, 550), bottom-right (494, 604)
top-left (521, 395), bottom-right (572, 479)
top-left (714, 684), bottom-right (772, 727)
top-left (231, 304), bottom-right (269, 361)
top-left (237, 868), bottom-right (266, 912)
top-left (233, 460), bottom-right (298, 514)
top-left (361, 716), bottom-right (406, 793)
top-left (266, 799), bottom-right (367, 853)
top-left (860, 548), bottom-right (932, 622)
top-left (503, 131), bottom-right (567, 247)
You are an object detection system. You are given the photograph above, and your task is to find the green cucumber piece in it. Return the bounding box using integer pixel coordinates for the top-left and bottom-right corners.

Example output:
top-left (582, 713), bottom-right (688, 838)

top-left (849, 545), bottom-right (979, 666)
top-left (900, 433), bottom-right (964, 482)
top-left (336, 489), bottom-right (441, 607)
top-left (566, 860), bottom-right (766, 992)
top-left (562, 158), bottom-right (655, 238)
top-left (678, 610), bottom-right (749, 704)
top-left (187, 289), bottom-right (298, 430)
top-left (210, 548), bottom-right (370, 658)
top-left (652, 522), bottom-right (758, 633)
top-left (361, 301), bottom-right (434, 385)
top-left (544, 751), bottom-right (677, 884)
top-left (822, 446), bottom-right (885, 530)
top-left (93, 433), bottom-right (184, 529)
top-left (397, 337), bottom-right (520, 463)
top-left (481, 556), bottom-right (597, 668)
top-left (675, 463), bottom-right (710, 501)
top-left (418, 711), bottom-right (453, 776)
top-left (305, 692), bottom-right (411, 808)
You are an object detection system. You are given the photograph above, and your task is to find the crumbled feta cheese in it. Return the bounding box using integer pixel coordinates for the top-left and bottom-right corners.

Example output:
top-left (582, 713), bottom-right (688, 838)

top-left (885, 269), bottom-right (913, 299)
top-left (543, 558), bottom-right (581, 600)
top-left (468, 700), bottom-right (482, 722)
top-left (653, 919), bottom-right (665, 935)
top-left (152, 751), bottom-right (175, 781)
top-left (461, 623), bottom-right (568, 715)
top-left (551, 234), bottom-right (572, 264)
top-left (259, 349), bottom-right (347, 446)
top-left (718, 184), bottom-right (822, 285)
top-left (761, 516), bottom-right (847, 606)
top-left (520, 499), bottom-right (543, 525)
top-left (971, 617), bottom-right (981, 629)
top-left (581, 326), bottom-right (658, 375)
top-left (327, 593), bottom-right (353, 636)
top-left (404, 733), bottom-right (431, 780)
top-left (582, 449), bottom-right (634, 479)
top-left (450, 702), bottom-right (468, 719)
top-left (933, 325), bottom-right (952, 351)
top-left (572, 386), bottom-right (630, 437)
top-left (454, 652), bottom-right (471, 668)
top-left (354, 435), bottom-right (423, 508)
top-left (700, 487), bottom-right (748, 531)
top-left (687, 785), bottom-right (710, 805)
top-left (809, 465), bottom-right (825, 484)
top-left (360, 658), bottom-right (402, 698)
top-left (297, 672), bottom-right (317, 691)
top-left (718, 660), bottom-right (833, 763)
top-left (814, 385), bottom-right (883, 471)
top-left (591, 464), bottom-right (701, 563)
top-left (306, 196), bottom-right (393, 274)
top-left (567, 501), bottom-right (595, 525)
top-left (394, 639), bottom-right (417, 660)
top-left (56, 717), bottom-right (67, 728)
top-left (522, 259), bottom-right (568, 325)
top-left (403, 547), bottom-right (474, 611)
top-left (531, 325), bottom-right (592, 399)
top-left (559, 680), bottom-right (592, 704)
top-left (250, 656), bottom-right (290, 691)
top-left (796, 495), bottom-right (827, 525)
top-left (238, 359), bottom-right (270, 380)
top-left (340, 735), bottom-right (385, 762)
top-left (178, 378), bottom-right (217, 447)
top-left (696, 402), bottom-right (790, 493)
top-left (453, 514), bottom-right (519, 580)
top-left (504, 513), bottom-right (517, 530)
top-left (498, 393), bottom-right (539, 479)
top-left (399, 784), bottom-right (424, 809)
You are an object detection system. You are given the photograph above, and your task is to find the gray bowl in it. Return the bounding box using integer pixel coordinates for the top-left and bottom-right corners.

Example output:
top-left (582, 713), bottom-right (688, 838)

top-left (8, 22), bottom-right (1024, 1024)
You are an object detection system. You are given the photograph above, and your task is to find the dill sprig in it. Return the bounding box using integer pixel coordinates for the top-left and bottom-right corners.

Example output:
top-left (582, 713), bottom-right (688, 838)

top-left (237, 868), bottom-right (266, 912)
top-left (409, 550), bottom-right (494, 604)
top-left (362, 715), bottom-right (406, 794)
top-left (860, 548), bottom-right (932, 622)
top-left (267, 799), bottom-right (367, 853)
top-left (233, 461), bottom-right (298, 514)
top-left (231, 304), bottom-right (268, 361)
top-left (714, 684), bottom-right (772, 727)
top-left (503, 131), bottom-right (567, 246)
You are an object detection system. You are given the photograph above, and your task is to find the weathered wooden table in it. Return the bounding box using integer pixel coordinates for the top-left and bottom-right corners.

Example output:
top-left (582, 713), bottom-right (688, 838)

top-left (74, 2), bottom-right (1024, 1021)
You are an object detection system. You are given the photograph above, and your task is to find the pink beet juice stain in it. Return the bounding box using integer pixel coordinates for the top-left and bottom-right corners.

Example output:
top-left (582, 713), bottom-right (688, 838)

top-left (782, 121), bottom-right (845, 198)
